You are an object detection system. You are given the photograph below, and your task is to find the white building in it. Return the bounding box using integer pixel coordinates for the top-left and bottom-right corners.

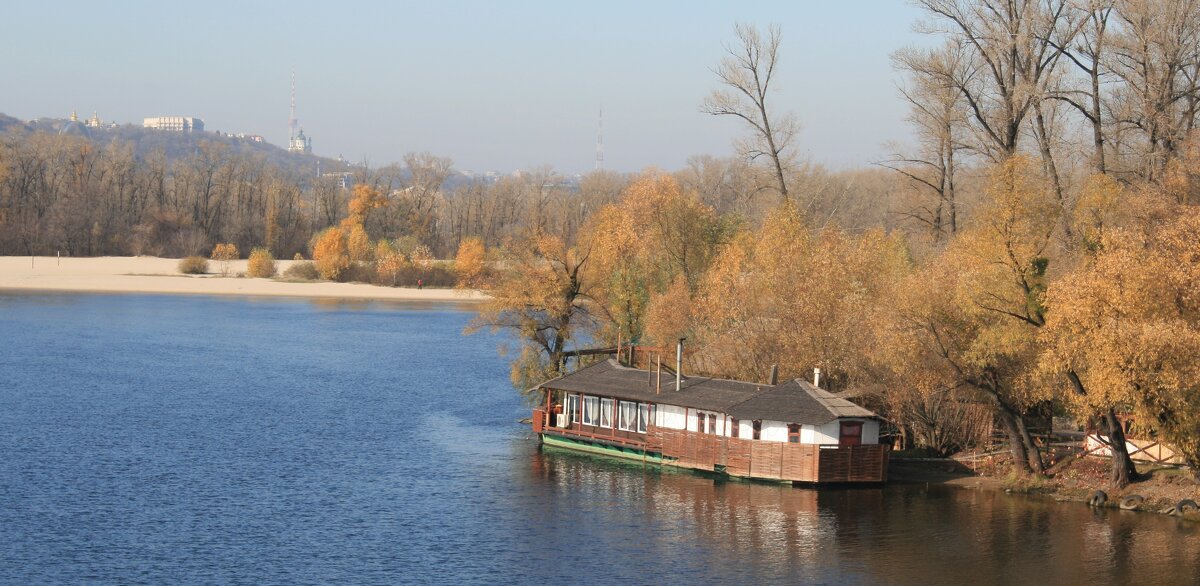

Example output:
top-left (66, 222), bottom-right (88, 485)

top-left (289, 128), bottom-right (312, 153)
top-left (143, 116), bottom-right (205, 132)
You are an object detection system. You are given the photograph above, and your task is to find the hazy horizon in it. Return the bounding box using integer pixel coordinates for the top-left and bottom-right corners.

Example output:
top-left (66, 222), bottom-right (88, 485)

top-left (3, 1), bottom-right (926, 174)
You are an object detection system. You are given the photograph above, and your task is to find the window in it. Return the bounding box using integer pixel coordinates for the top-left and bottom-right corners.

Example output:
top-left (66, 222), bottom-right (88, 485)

top-left (752, 420), bottom-right (762, 440)
top-left (731, 418), bottom-right (740, 438)
top-left (566, 394), bottom-right (579, 425)
top-left (600, 398), bottom-right (614, 428)
top-left (788, 424), bottom-right (801, 443)
top-left (582, 396), bottom-right (599, 426)
top-left (696, 412), bottom-right (706, 434)
top-left (709, 414), bottom-right (717, 435)
top-left (618, 401), bottom-right (638, 432)
top-left (637, 404), bottom-right (650, 433)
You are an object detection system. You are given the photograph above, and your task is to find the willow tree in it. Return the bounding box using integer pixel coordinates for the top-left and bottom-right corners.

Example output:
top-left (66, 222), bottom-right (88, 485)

top-left (583, 173), bottom-right (733, 345)
top-left (468, 232), bottom-right (596, 393)
top-left (1042, 207), bottom-right (1200, 482)
top-left (680, 201), bottom-right (909, 388)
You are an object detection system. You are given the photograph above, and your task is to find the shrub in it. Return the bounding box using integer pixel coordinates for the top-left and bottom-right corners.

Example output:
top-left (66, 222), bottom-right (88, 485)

top-left (293, 253), bottom-right (304, 261)
top-left (247, 247), bottom-right (277, 278)
top-left (282, 261), bottom-right (319, 280)
top-left (311, 227), bottom-right (349, 281)
top-left (178, 256), bottom-right (209, 275)
top-left (454, 237), bottom-right (486, 288)
top-left (211, 243), bottom-right (239, 276)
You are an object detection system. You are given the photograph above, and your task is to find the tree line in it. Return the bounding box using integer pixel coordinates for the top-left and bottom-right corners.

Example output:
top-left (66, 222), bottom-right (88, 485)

top-left (473, 3), bottom-right (1200, 489)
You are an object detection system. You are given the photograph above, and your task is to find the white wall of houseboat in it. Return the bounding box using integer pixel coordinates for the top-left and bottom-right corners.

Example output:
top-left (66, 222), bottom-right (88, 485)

top-left (810, 419), bottom-right (880, 444)
top-left (655, 404), bottom-right (687, 430)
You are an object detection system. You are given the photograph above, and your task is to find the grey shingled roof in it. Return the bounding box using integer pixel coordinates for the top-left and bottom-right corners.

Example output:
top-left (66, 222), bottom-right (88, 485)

top-left (538, 360), bottom-right (878, 424)
top-left (540, 359), bottom-right (764, 412)
top-left (726, 379), bottom-right (876, 425)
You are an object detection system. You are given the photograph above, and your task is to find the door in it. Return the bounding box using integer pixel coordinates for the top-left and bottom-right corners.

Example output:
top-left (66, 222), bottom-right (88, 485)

top-left (839, 421), bottom-right (863, 447)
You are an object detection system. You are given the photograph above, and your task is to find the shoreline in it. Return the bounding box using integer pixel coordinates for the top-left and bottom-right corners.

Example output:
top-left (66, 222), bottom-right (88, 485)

top-left (0, 256), bottom-right (488, 303)
top-left (890, 458), bottom-right (1200, 521)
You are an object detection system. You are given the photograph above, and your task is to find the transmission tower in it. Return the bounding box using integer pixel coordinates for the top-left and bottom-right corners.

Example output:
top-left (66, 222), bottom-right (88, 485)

top-left (288, 70), bottom-right (298, 143)
top-left (595, 107), bottom-right (604, 171)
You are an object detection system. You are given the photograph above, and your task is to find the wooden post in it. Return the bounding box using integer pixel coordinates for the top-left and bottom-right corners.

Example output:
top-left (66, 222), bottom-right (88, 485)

top-left (655, 354), bottom-right (662, 395)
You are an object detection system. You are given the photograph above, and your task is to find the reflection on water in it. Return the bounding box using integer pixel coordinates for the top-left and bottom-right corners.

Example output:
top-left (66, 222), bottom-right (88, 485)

top-left (2, 292), bottom-right (1198, 585)
top-left (524, 444), bottom-right (1200, 585)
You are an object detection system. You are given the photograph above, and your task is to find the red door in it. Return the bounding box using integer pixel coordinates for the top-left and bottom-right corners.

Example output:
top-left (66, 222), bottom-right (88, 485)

top-left (839, 421), bottom-right (863, 447)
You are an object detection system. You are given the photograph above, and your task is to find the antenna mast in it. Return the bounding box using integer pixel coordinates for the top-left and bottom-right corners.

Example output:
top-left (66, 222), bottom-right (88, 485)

top-left (288, 70), bottom-right (297, 143)
top-left (595, 107), bottom-right (604, 171)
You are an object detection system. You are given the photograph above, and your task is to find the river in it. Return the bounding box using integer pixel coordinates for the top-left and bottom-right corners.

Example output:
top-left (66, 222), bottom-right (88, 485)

top-left (2, 292), bottom-right (1198, 584)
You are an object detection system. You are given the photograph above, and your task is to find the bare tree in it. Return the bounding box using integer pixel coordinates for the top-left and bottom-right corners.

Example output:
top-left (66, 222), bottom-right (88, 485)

top-left (913, 0), bottom-right (1082, 160)
top-left (886, 42), bottom-right (970, 240)
top-left (703, 23), bottom-right (798, 202)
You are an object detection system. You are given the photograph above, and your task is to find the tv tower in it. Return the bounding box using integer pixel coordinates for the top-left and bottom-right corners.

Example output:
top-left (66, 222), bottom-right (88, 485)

top-left (595, 107), bottom-right (604, 171)
top-left (288, 70), bottom-right (298, 143)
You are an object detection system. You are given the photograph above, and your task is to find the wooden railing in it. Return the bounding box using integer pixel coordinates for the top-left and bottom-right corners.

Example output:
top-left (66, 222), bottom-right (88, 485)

top-left (534, 411), bottom-right (887, 483)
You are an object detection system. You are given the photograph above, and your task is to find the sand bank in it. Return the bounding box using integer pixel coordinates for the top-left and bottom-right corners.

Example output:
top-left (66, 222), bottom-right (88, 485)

top-left (0, 256), bottom-right (487, 302)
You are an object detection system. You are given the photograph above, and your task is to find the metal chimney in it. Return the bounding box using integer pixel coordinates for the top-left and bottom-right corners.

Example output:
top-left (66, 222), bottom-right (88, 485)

top-left (676, 338), bottom-right (685, 392)
top-left (768, 364), bottom-right (779, 386)
top-left (813, 368), bottom-right (821, 388)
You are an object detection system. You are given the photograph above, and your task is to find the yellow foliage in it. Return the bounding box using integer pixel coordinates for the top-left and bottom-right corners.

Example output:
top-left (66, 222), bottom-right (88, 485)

top-left (1040, 208), bottom-right (1200, 468)
top-left (210, 243), bottom-right (238, 276)
top-left (246, 247), bottom-right (276, 278)
top-left (345, 184), bottom-right (387, 227)
top-left (311, 227), bottom-right (349, 281)
top-left (454, 237), bottom-right (486, 289)
top-left (375, 239), bottom-right (408, 286)
top-left (347, 223), bottom-right (372, 263)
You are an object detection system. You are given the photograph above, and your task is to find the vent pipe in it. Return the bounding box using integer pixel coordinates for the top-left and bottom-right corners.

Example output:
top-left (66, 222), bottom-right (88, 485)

top-left (676, 338), bottom-right (685, 392)
top-left (813, 368), bottom-right (821, 388)
top-left (768, 364), bottom-right (779, 386)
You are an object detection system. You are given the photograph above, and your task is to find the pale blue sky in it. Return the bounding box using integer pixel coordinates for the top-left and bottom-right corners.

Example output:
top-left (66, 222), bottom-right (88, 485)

top-left (2, 1), bottom-right (927, 173)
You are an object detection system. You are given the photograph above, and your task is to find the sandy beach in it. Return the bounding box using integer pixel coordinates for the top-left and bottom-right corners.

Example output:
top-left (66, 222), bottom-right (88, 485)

top-left (0, 256), bottom-right (488, 302)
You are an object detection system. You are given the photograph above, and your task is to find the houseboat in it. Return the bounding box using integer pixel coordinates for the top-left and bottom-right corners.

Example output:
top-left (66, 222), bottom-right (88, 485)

top-left (531, 352), bottom-right (888, 484)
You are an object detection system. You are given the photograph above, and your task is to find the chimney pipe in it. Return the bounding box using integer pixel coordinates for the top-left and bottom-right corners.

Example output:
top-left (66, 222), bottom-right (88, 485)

top-left (768, 364), bottom-right (779, 385)
top-left (676, 338), bottom-right (685, 391)
top-left (813, 368), bottom-right (821, 388)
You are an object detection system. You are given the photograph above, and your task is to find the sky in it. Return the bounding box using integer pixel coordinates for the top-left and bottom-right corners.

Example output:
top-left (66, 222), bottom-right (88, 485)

top-left (1, 1), bottom-right (929, 174)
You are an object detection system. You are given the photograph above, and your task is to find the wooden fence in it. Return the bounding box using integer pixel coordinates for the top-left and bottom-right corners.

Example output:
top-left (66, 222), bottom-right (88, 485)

top-left (651, 428), bottom-right (887, 483)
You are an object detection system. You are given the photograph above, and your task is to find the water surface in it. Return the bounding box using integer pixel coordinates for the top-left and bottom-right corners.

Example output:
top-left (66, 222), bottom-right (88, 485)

top-left (2, 293), bottom-right (1198, 584)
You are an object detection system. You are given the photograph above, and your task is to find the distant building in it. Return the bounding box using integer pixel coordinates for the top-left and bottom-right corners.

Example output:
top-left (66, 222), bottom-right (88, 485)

top-left (322, 171), bottom-right (354, 191)
top-left (85, 111), bottom-right (103, 128)
top-left (288, 128), bottom-right (312, 153)
top-left (143, 116), bottom-right (205, 132)
top-left (235, 133), bottom-right (265, 143)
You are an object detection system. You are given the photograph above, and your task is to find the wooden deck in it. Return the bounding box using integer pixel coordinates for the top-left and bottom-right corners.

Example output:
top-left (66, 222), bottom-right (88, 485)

top-left (534, 408), bottom-right (888, 483)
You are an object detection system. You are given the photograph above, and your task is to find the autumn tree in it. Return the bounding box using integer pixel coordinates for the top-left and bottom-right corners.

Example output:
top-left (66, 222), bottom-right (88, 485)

top-left (454, 237), bottom-right (486, 289)
top-left (311, 227), bottom-right (349, 281)
top-left (703, 23), bottom-right (797, 201)
top-left (583, 173), bottom-right (734, 345)
top-left (210, 243), bottom-right (238, 277)
top-left (1041, 208), bottom-right (1200, 481)
top-left (681, 201), bottom-right (909, 387)
top-left (467, 232), bottom-right (596, 393)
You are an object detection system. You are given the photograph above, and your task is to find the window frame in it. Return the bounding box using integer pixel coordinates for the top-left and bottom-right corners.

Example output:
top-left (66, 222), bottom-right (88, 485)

top-left (599, 397), bottom-right (614, 429)
top-left (637, 403), bottom-right (650, 433)
top-left (566, 394), bottom-right (579, 425)
top-left (618, 400), bottom-right (638, 432)
top-left (582, 395), bottom-right (599, 426)
top-left (731, 418), bottom-right (740, 438)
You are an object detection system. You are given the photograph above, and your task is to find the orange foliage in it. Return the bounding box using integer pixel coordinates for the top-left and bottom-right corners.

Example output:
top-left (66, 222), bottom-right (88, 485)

top-left (454, 237), bottom-right (486, 288)
top-left (311, 227), bottom-right (349, 281)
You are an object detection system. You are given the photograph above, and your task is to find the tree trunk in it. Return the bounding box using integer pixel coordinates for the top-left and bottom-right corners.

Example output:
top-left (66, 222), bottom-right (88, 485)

top-left (997, 409), bottom-right (1034, 475)
top-left (1015, 415), bottom-right (1045, 474)
top-left (1104, 408), bottom-right (1138, 488)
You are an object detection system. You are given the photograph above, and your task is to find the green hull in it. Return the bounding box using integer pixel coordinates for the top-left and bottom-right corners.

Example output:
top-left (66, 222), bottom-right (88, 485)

top-left (540, 433), bottom-right (668, 465)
